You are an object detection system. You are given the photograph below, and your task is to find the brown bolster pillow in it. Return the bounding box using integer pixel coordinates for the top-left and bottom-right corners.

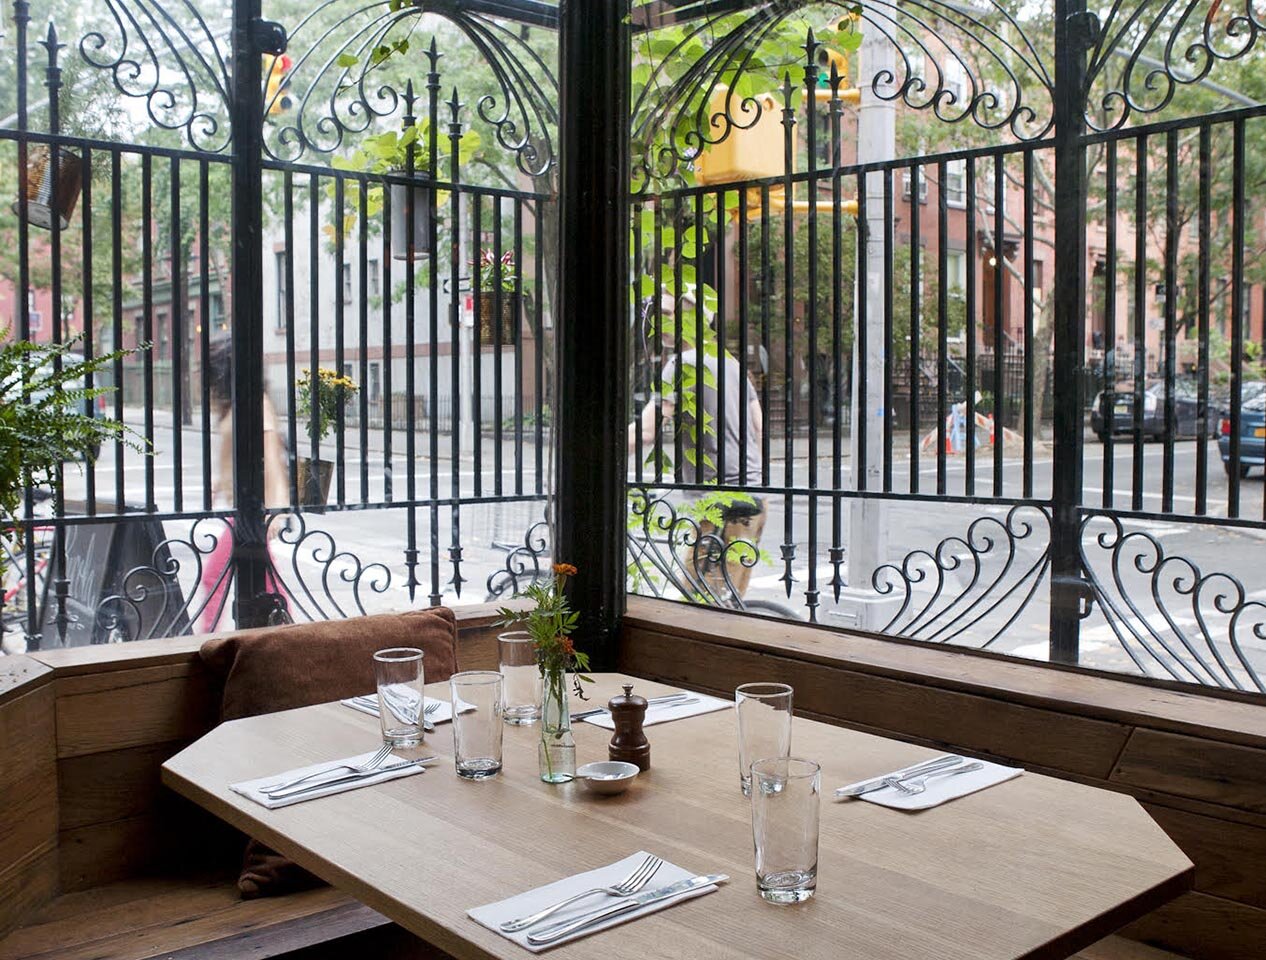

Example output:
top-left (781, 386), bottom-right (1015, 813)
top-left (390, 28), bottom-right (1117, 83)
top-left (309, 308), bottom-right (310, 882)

top-left (199, 607), bottom-right (459, 896)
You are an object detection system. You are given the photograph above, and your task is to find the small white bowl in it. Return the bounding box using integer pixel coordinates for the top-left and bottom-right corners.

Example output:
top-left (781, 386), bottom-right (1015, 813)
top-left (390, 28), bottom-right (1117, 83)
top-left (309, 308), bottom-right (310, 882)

top-left (576, 761), bottom-right (639, 795)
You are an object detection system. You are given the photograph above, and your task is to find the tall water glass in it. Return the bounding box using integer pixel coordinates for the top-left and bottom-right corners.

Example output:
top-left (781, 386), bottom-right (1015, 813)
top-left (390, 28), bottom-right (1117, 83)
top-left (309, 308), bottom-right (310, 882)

top-left (450, 671), bottom-right (504, 780)
top-left (373, 647), bottom-right (425, 746)
top-left (499, 631), bottom-right (542, 725)
top-left (735, 682), bottom-right (793, 796)
top-left (750, 757), bottom-right (820, 904)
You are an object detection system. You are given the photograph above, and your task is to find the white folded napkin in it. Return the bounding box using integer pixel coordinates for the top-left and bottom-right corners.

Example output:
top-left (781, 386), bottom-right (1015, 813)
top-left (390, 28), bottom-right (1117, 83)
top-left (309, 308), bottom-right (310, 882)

top-left (230, 749), bottom-right (430, 809)
top-left (841, 758), bottom-right (1023, 811)
top-left (580, 693), bottom-right (731, 730)
top-left (468, 851), bottom-right (719, 952)
top-left (340, 694), bottom-right (472, 724)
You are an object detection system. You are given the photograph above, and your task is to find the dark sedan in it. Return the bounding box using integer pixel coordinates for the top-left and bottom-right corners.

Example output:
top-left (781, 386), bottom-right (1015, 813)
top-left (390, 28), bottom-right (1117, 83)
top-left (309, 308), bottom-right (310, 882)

top-left (1218, 393), bottom-right (1266, 478)
top-left (1091, 380), bottom-right (1216, 442)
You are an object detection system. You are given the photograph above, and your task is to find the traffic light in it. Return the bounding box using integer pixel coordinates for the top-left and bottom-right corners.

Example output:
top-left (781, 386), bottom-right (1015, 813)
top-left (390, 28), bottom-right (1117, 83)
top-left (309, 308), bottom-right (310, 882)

top-left (264, 54), bottom-right (294, 117)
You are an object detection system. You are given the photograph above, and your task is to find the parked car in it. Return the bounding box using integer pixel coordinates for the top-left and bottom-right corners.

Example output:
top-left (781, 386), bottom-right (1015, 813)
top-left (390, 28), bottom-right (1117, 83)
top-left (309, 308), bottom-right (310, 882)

top-left (1091, 380), bottom-right (1216, 442)
top-left (1217, 392), bottom-right (1266, 478)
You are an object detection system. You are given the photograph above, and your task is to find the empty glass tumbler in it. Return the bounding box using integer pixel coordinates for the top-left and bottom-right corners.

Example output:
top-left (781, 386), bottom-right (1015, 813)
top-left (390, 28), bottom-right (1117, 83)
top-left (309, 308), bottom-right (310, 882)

top-left (735, 682), bottom-right (793, 796)
top-left (373, 647), bottom-right (425, 747)
top-left (750, 757), bottom-right (821, 904)
top-left (450, 671), bottom-right (505, 780)
top-left (499, 631), bottom-right (542, 725)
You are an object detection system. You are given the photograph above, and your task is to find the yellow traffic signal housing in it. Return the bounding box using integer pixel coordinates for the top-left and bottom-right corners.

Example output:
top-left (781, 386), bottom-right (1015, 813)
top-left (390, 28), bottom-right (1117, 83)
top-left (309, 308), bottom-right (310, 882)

top-left (264, 54), bottom-right (294, 116)
top-left (694, 88), bottom-right (784, 186)
top-left (695, 75), bottom-right (860, 186)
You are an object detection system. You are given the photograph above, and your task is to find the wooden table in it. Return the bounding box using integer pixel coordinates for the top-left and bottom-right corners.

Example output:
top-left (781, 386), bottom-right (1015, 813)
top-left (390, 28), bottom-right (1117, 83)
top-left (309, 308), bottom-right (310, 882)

top-left (162, 674), bottom-right (1191, 960)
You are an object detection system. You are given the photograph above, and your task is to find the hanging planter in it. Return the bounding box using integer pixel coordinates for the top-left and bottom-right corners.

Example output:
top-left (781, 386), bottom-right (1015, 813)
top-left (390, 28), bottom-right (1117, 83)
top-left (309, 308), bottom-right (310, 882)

top-left (478, 292), bottom-right (519, 346)
top-left (295, 456), bottom-right (334, 506)
top-left (12, 144), bottom-right (83, 230)
top-left (388, 176), bottom-right (434, 260)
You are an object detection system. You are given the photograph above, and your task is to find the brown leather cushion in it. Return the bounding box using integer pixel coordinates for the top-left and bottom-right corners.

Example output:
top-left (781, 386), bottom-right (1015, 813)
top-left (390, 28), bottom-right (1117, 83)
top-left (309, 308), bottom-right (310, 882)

top-left (199, 608), bottom-right (458, 897)
top-left (200, 607), bottom-right (458, 722)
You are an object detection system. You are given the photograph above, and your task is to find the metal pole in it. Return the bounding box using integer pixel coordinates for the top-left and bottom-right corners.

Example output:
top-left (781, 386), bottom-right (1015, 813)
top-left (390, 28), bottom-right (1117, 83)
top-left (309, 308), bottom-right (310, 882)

top-left (843, 29), bottom-right (892, 626)
top-left (229, 3), bottom-right (286, 627)
top-left (1048, 0), bottom-right (1091, 662)
top-left (554, 0), bottom-right (629, 666)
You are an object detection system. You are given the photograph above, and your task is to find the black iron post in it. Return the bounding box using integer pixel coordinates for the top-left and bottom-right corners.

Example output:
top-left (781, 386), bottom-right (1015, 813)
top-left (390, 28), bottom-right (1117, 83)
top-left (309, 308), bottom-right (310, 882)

top-left (554, 0), bottom-right (630, 667)
top-left (229, 2), bottom-right (286, 627)
top-left (1049, 0), bottom-right (1092, 662)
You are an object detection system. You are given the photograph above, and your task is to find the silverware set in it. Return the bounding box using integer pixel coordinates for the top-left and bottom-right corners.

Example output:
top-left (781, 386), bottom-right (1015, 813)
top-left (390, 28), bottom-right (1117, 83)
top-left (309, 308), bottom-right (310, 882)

top-left (353, 695), bottom-right (443, 731)
top-left (524, 873), bottom-right (727, 946)
top-left (499, 854), bottom-right (665, 932)
top-left (835, 753), bottom-right (982, 799)
top-left (570, 692), bottom-right (697, 721)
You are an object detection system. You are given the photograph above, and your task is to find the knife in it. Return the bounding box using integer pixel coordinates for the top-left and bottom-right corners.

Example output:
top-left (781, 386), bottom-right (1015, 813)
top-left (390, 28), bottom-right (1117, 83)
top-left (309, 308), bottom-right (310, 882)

top-left (571, 693), bottom-right (694, 721)
top-left (351, 696), bottom-right (436, 733)
top-left (265, 757), bottom-right (437, 800)
top-left (525, 874), bottom-right (727, 945)
top-left (834, 754), bottom-right (964, 799)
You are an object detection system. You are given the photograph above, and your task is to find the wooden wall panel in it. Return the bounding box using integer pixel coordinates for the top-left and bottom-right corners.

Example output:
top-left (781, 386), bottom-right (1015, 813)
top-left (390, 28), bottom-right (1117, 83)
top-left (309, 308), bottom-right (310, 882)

top-left (54, 663), bottom-right (216, 760)
top-left (1141, 803), bottom-right (1266, 910)
top-left (622, 627), bottom-right (1132, 779)
top-left (57, 741), bottom-right (190, 832)
top-left (1120, 892), bottom-right (1266, 960)
top-left (0, 665), bottom-right (56, 939)
top-left (1111, 730), bottom-right (1266, 815)
top-left (0, 843), bottom-right (57, 939)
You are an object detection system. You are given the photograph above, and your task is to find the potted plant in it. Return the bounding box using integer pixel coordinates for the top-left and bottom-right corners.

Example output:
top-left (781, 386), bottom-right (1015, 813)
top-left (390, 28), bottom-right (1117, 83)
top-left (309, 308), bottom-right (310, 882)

top-left (294, 367), bottom-right (357, 506)
top-left (474, 249), bottom-right (518, 346)
top-left (495, 562), bottom-right (592, 783)
top-left (0, 335), bottom-right (141, 649)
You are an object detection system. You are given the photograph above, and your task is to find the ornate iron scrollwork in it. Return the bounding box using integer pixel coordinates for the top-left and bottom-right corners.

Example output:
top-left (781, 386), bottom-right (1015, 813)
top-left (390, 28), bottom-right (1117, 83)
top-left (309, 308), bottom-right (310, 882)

top-left (485, 518), bottom-right (551, 601)
top-left (871, 505), bottom-right (1052, 646)
top-left (626, 488), bottom-right (762, 610)
top-left (264, 0), bottom-right (557, 174)
top-left (1084, 0), bottom-right (1266, 131)
top-left (1080, 514), bottom-right (1266, 693)
top-left (630, 0), bottom-right (1053, 190)
top-left (96, 517), bottom-right (227, 642)
top-left (77, 0), bottom-right (232, 151)
top-left (265, 511), bottom-right (392, 621)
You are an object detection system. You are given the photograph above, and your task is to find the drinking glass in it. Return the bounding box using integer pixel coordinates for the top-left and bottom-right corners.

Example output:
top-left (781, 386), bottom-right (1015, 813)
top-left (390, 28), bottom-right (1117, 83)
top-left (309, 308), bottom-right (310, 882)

top-left (373, 647), bottom-right (425, 747)
top-left (735, 682), bottom-right (793, 796)
top-left (499, 631), bottom-right (542, 725)
top-left (450, 671), bottom-right (504, 780)
top-left (750, 757), bottom-right (820, 904)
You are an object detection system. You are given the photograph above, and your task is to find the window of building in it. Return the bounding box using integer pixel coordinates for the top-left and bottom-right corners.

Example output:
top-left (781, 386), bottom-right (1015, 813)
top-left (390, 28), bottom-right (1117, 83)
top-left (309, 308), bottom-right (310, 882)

top-left (945, 159), bottom-right (966, 208)
top-left (368, 259), bottom-right (380, 297)
top-left (342, 263), bottom-right (353, 304)
top-left (275, 251), bottom-right (288, 331)
top-left (945, 60), bottom-right (966, 105)
top-left (156, 313), bottom-right (168, 360)
top-left (369, 361), bottom-right (381, 402)
top-left (902, 165), bottom-right (928, 203)
top-left (945, 250), bottom-right (967, 297)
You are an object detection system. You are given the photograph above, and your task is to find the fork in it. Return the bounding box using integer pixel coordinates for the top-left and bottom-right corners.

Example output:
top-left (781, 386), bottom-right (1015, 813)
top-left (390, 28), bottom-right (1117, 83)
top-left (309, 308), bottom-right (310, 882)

top-left (498, 854), bottom-right (664, 932)
top-left (258, 743), bottom-right (393, 794)
top-left (884, 761), bottom-right (984, 796)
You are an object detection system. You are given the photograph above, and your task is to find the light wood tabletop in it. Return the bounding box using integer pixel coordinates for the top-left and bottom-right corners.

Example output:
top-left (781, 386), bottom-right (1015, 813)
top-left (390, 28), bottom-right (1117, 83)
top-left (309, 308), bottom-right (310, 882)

top-left (161, 673), bottom-right (1192, 960)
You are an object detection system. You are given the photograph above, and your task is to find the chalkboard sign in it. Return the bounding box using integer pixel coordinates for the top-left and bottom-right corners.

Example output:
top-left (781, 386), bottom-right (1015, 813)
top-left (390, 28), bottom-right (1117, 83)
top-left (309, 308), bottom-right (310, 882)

top-left (40, 511), bottom-right (191, 647)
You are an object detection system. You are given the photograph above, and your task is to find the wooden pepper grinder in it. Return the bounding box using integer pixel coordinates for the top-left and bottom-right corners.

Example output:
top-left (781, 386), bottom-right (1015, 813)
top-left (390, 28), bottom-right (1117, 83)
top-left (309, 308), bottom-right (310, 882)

top-left (607, 684), bottom-right (650, 771)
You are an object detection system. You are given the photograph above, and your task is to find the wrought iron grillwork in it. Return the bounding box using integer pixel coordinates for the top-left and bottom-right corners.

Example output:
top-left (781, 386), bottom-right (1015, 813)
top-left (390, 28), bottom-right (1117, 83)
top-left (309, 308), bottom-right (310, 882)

top-left (3, 0), bottom-right (1266, 704)
top-left (1080, 513), bottom-right (1266, 693)
top-left (1084, 0), bottom-right (1266, 131)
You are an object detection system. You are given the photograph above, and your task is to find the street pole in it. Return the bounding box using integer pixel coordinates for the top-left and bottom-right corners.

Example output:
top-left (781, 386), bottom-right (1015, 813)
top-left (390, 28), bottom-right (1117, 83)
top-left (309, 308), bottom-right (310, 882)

top-left (843, 29), bottom-right (894, 627)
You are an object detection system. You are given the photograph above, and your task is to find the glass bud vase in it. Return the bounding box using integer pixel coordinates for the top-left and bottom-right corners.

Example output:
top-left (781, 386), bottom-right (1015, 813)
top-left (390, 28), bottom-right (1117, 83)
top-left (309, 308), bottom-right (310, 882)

top-left (539, 669), bottom-right (576, 783)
